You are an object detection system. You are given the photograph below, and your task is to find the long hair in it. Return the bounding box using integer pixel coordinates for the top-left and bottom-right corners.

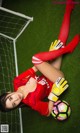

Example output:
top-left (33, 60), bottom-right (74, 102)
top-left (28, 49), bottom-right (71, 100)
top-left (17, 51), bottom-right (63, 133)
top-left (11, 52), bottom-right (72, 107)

top-left (0, 92), bottom-right (27, 112)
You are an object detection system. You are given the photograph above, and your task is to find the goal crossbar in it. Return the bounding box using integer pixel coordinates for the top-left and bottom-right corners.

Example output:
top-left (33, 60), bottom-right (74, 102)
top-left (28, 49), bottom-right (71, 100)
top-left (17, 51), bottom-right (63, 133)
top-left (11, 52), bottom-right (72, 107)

top-left (0, 7), bottom-right (33, 21)
top-left (0, 7), bottom-right (33, 40)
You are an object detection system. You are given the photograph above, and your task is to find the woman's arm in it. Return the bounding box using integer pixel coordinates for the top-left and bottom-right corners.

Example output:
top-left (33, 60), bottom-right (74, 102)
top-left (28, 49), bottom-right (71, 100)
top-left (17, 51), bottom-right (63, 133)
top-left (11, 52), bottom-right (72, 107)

top-left (47, 101), bottom-right (54, 116)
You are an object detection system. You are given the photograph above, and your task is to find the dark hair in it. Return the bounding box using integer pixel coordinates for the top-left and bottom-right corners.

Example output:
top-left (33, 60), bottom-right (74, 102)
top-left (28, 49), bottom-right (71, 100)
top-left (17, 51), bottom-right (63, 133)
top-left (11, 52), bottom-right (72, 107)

top-left (0, 92), bottom-right (9, 112)
top-left (0, 92), bottom-right (28, 112)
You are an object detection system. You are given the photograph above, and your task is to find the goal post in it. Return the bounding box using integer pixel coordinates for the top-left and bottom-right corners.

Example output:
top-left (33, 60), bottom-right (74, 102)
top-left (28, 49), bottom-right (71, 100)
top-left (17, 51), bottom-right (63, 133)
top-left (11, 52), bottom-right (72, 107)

top-left (0, 7), bottom-right (33, 133)
top-left (13, 39), bottom-right (23, 133)
top-left (0, 7), bottom-right (33, 40)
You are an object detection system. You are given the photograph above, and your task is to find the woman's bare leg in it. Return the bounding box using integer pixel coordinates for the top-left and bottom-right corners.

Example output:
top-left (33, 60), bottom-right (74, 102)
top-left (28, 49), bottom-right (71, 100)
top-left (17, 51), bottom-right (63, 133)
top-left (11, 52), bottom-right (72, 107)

top-left (35, 61), bottom-right (64, 83)
top-left (33, 35), bottom-right (79, 83)
top-left (49, 57), bottom-right (62, 70)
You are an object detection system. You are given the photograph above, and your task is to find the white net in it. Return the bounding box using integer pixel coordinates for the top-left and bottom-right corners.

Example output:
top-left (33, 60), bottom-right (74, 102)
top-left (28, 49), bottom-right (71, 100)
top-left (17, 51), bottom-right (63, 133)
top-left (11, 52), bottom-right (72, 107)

top-left (0, 37), bottom-right (15, 93)
top-left (0, 36), bottom-right (21, 133)
top-left (0, 7), bottom-right (33, 133)
top-left (0, 7), bottom-right (33, 40)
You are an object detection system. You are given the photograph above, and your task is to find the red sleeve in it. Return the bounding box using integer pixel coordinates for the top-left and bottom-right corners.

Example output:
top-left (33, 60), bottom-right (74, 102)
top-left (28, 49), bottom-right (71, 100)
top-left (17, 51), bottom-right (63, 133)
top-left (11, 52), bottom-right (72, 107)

top-left (13, 68), bottom-right (35, 91)
top-left (33, 101), bottom-right (49, 116)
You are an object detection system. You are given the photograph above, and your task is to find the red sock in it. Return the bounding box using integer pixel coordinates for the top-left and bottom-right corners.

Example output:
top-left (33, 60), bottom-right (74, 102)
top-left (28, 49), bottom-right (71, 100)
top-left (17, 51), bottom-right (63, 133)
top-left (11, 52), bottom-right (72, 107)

top-left (58, 0), bottom-right (75, 45)
top-left (32, 35), bottom-right (79, 65)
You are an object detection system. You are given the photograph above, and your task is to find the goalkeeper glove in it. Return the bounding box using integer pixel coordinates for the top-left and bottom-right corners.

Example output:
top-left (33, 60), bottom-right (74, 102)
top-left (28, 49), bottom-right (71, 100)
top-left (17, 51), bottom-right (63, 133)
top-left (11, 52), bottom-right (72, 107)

top-left (49, 40), bottom-right (64, 51)
top-left (48, 77), bottom-right (69, 102)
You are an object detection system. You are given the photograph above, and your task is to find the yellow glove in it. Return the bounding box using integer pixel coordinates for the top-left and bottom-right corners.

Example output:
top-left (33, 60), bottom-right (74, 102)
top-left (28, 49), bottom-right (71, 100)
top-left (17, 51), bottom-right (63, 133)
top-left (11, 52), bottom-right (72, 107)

top-left (49, 40), bottom-right (64, 51)
top-left (48, 77), bottom-right (69, 102)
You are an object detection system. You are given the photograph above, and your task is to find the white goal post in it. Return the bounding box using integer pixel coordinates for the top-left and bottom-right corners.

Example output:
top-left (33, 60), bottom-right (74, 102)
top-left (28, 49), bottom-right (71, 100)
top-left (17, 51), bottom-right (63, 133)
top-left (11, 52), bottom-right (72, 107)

top-left (0, 7), bottom-right (33, 40)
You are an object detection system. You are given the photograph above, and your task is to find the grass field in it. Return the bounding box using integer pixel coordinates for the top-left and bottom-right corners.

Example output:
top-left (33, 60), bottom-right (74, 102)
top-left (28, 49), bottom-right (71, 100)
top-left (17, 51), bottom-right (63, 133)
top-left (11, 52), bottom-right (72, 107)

top-left (3, 0), bottom-right (80, 133)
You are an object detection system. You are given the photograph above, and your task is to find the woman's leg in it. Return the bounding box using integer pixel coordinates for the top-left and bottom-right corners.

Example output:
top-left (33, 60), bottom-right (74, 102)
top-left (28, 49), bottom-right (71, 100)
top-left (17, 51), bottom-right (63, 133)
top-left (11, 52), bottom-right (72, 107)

top-left (58, 0), bottom-right (75, 45)
top-left (34, 61), bottom-right (64, 83)
top-left (49, 57), bottom-right (62, 70)
top-left (32, 35), bottom-right (79, 83)
top-left (50, 0), bottom-right (75, 70)
top-left (32, 35), bottom-right (79, 64)
top-left (32, 0), bottom-right (79, 82)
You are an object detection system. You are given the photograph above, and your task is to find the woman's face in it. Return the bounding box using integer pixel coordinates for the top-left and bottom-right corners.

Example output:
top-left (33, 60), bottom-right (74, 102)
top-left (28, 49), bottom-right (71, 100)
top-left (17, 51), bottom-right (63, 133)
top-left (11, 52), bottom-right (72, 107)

top-left (5, 92), bottom-right (23, 109)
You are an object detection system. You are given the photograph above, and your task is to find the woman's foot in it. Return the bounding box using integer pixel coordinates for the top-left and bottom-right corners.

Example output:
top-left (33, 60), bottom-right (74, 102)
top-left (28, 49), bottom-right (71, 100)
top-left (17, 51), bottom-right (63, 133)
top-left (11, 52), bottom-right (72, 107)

top-left (66, 0), bottom-right (75, 12)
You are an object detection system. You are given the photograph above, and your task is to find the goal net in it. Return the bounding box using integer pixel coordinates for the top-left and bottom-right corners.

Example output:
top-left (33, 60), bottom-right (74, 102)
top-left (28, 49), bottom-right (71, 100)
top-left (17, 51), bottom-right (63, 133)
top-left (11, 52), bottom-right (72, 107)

top-left (0, 7), bottom-right (33, 133)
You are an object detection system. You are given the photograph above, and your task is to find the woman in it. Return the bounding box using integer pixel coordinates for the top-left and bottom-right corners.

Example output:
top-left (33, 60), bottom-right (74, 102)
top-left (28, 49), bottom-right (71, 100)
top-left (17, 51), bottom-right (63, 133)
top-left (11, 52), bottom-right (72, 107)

top-left (0, 0), bottom-right (79, 116)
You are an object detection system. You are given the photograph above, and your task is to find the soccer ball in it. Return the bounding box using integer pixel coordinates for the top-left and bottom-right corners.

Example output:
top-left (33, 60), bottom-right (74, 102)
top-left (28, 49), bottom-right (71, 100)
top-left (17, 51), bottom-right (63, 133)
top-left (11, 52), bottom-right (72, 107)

top-left (51, 100), bottom-right (71, 121)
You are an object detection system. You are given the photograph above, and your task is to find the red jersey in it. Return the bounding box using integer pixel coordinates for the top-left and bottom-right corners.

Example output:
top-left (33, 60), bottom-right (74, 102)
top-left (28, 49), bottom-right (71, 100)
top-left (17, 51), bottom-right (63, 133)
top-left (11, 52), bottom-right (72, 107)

top-left (13, 68), bottom-right (53, 116)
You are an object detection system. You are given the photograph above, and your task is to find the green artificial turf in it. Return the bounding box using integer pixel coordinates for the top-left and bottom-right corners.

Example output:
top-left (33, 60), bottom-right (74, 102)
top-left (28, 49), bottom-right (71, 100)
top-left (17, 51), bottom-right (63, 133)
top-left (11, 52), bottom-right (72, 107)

top-left (3, 0), bottom-right (80, 133)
